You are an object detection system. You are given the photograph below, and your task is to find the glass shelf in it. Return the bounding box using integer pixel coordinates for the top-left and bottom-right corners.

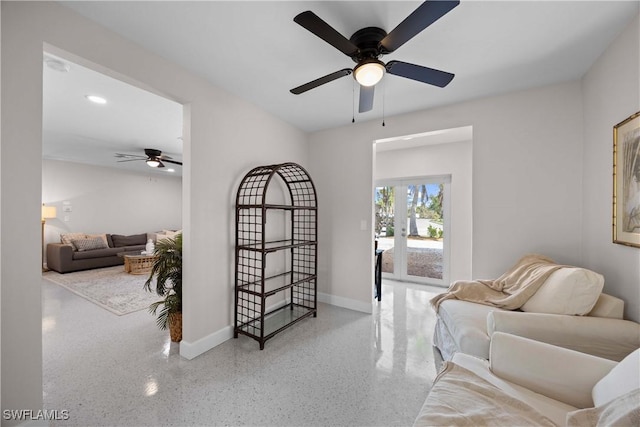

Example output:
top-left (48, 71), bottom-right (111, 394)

top-left (237, 239), bottom-right (316, 253)
top-left (236, 271), bottom-right (316, 297)
top-left (236, 304), bottom-right (316, 348)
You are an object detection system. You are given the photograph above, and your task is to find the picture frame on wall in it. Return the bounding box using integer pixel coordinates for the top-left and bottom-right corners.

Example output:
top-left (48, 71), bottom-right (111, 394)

top-left (613, 111), bottom-right (640, 248)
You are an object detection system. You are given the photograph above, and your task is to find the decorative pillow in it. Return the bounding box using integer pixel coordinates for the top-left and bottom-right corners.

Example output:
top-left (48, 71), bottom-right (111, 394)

top-left (521, 267), bottom-right (604, 315)
top-left (60, 232), bottom-right (87, 246)
top-left (111, 233), bottom-right (147, 248)
top-left (158, 229), bottom-right (181, 242)
top-left (70, 237), bottom-right (108, 252)
top-left (592, 349), bottom-right (640, 406)
top-left (86, 233), bottom-right (109, 247)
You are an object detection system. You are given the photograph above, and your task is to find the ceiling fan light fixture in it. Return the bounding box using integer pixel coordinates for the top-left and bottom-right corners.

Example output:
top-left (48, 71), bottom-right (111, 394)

top-left (354, 60), bottom-right (385, 87)
top-left (146, 159), bottom-right (161, 168)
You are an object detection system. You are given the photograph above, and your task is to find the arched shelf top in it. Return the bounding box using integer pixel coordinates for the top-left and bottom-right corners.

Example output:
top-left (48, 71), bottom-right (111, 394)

top-left (236, 162), bottom-right (317, 209)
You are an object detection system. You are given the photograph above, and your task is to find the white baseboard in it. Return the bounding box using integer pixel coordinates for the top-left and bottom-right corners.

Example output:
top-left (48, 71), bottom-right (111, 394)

top-left (179, 299), bottom-right (290, 359)
top-left (180, 296), bottom-right (370, 359)
top-left (179, 325), bottom-right (233, 360)
top-left (318, 292), bottom-right (372, 314)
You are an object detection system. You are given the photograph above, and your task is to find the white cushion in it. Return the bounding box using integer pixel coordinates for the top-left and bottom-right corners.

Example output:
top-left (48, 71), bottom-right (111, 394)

top-left (592, 349), bottom-right (640, 406)
top-left (521, 267), bottom-right (604, 315)
top-left (488, 310), bottom-right (640, 362)
top-left (452, 352), bottom-right (577, 426)
top-left (489, 332), bottom-right (616, 408)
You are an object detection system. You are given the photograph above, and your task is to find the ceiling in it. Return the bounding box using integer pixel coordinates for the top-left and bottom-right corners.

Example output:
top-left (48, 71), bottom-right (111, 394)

top-left (45, 1), bottom-right (638, 171)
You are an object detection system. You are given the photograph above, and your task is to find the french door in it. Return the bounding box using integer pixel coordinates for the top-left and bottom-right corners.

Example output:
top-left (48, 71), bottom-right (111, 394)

top-left (375, 176), bottom-right (450, 286)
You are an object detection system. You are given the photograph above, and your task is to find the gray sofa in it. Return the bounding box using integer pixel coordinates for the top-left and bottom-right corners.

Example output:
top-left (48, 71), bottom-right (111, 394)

top-left (46, 233), bottom-right (148, 273)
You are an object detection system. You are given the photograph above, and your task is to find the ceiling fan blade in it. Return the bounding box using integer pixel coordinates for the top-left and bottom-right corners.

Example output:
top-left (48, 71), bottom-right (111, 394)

top-left (386, 60), bottom-right (454, 88)
top-left (115, 153), bottom-right (146, 159)
top-left (158, 161), bottom-right (165, 168)
top-left (163, 159), bottom-right (183, 166)
top-left (117, 158), bottom-right (145, 163)
top-left (379, 0), bottom-right (460, 53)
top-left (359, 85), bottom-right (374, 113)
top-left (294, 11), bottom-right (359, 57)
top-left (290, 68), bottom-right (352, 95)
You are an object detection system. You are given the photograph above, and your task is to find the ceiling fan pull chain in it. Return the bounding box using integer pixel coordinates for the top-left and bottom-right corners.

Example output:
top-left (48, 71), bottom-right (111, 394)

top-left (352, 80), bottom-right (356, 123)
top-left (382, 79), bottom-right (386, 127)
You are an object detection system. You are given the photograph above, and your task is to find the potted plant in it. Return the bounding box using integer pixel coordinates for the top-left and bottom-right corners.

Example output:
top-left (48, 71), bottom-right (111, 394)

top-left (145, 233), bottom-right (182, 342)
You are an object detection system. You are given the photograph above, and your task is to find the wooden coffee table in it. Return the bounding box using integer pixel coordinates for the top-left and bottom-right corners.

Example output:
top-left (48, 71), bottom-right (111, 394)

top-left (118, 251), bottom-right (157, 275)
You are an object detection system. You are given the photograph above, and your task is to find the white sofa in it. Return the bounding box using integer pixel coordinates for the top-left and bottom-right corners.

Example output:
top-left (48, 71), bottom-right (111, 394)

top-left (434, 292), bottom-right (640, 363)
top-left (415, 333), bottom-right (640, 426)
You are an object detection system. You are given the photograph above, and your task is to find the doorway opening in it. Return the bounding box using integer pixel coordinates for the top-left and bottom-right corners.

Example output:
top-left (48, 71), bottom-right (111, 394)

top-left (41, 48), bottom-right (185, 354)
top-left (373, 125), bottom-right (473, 296)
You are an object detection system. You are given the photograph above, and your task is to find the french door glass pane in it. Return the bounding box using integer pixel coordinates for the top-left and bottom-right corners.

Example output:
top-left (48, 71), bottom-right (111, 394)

top-left (405, 184), bottom-right (443, 280)
top-left (374, 186), bottom-right (395, 274)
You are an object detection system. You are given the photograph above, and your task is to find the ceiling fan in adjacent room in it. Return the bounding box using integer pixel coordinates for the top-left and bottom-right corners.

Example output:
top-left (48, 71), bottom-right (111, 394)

top-left (115, 148), bottom-right (182, 168)
top-left (290, 0), bottom-right (459, 113)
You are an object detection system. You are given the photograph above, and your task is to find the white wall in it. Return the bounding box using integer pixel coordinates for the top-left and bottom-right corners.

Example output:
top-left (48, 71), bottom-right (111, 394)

top-left (42, 160), bottom-right (182, 244)
top-left (581, 14), bottom-right (640, 322)
top-left (375, 140), bottom-right (473, 283)
top-left (1, 1), bottom-right (307, 420)
top-left (0, 1), bottom-right (3, 414)
top-left (309, 80), bottom-right (585, 311)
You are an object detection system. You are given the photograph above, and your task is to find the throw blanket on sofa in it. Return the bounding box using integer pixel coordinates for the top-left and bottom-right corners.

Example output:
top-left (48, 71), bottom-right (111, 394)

top-left (414, 361), bottom-right (557, 427)
top-left (566, 388), bottom-right (640, 426)
top-left (430, 254), bottom-right (564, 311)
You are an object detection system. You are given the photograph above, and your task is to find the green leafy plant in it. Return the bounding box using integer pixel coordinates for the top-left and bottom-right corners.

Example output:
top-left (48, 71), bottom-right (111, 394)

top-left (144, 233), bottom-right (182, 330)
top-left (386, 225), bottom-right (394, 237)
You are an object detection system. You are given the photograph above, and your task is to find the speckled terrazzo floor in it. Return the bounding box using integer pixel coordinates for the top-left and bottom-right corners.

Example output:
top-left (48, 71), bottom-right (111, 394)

top-left (42, 278), bottom-right (443, 427)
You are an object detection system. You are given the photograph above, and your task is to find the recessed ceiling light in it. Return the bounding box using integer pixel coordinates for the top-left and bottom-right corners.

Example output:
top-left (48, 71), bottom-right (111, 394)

top-left (85, 95), bottom-right (107, 104)
top-left (44, 58), bottom-right (70, 73)
top-left (166, 168), bottom-right (175, 173)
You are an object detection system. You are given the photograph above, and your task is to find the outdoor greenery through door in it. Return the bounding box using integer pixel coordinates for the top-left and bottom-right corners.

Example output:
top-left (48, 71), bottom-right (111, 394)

top-left (375, 177), bottom-right (449, 286)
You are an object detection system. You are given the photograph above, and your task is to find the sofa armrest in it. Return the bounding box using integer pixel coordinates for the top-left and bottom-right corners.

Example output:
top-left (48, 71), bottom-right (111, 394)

top-left (46, 243), bottom-right (74, 273)
top-left (489, 332), bottom-right (616, 408)
top-left (487, 310), bottom-right (640, 361)
top-left (588, 293), bottom-right (624, 319)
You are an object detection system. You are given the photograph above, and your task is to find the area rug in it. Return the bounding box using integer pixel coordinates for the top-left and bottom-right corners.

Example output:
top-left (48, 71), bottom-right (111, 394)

top-left (43, 266), bottom-right (160, 316)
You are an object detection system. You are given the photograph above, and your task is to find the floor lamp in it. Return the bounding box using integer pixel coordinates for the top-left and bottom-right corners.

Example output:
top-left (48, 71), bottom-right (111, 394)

top-left (42, 204), bottom-right (57, 271)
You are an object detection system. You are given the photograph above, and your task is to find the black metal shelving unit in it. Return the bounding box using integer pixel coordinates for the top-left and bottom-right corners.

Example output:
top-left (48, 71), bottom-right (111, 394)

top-left (234, 162), bottom-right (317, 350)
